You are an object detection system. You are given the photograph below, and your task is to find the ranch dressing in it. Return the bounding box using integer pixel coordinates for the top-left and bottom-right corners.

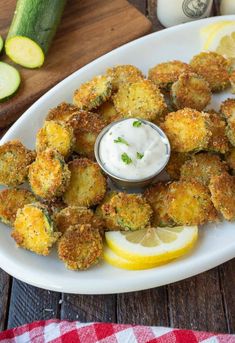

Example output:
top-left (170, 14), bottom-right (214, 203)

top-left (99, 118), bottom-right (169, 180)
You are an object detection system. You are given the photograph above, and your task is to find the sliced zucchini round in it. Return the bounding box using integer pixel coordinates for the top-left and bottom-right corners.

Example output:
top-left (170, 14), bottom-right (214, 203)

top-left (0, 62), bottom-right (21, 102)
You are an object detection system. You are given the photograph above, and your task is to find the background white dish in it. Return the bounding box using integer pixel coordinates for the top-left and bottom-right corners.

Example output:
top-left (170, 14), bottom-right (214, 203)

top-left (1, 15), bottom-right (235, 294)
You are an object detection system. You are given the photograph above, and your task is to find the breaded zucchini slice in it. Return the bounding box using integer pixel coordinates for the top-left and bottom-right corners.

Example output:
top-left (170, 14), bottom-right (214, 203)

top-left (96, 192), bottom-right (152, 231)
top-left (225, 147), bottom-right (235, 173)
top-left (171, 72), bottom-right (211, 111)
top-left (113, 79), bottom-right (167, 122)
top-left (69, 111), bottom-right (107, 158)
top-left (161, 108), bottom-right (211, 152)
top-left (166, 152), bottom-right (191, 180)
top-left (63, 158), bottom-right (106, 207)
top-left (46, 102), bottom-right (79, 122)
top-left (180, 153), bottom-right (228, 186)
top-left (229, 70), bottom-right (235, 94)
top-left (207, 112), bottom-right (230, 154)
top-left (148, 60), bottom-right (192, 91)
top-left (73, 75), bottom-right (112, 111)
top-left (220, 98), bottom-right (235, 120)
top-left (167, 180), bottom-right (218, 225)
top-left (144, 182), bottom-right (174, 227)
top-left (106, 64), bottom-right (144, 91)
top-left (209, 173), bottom-right (235, 221)
top-left (55, 206), bottom-right (104, 234)
top-left (29, 149), bottom-right (70, 199)
top-left (36, 120), bottom-right (74, 158)
top-left (0, 140), bottom-right (35, 186)
top-left (58, 224), bottom-right (103, 270)
top-left (0, 188), bottom-right (36, 226)
top-left (97, 100), bottom-right (121, 124)
top-left (12, 203), bottom-right (60, 256)
top-left (190, 52), bottom-right (231, 92)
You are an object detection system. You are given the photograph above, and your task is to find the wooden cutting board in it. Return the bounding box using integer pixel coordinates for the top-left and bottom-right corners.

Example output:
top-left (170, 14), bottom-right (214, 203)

top-left (0, 0), bottom-right (151, 128)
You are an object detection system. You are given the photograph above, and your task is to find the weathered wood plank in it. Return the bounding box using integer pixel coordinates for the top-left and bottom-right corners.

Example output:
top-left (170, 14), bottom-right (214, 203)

top-left (147, 0), bottom-right (164, 31)
top-left (168, 268), bottom-right (228, 332)
top-left (61, 294), bottom-right (116, 322)
top-left (219, 259), bottom-right (235, 333)
top-left (0, 270), bottom-right (11, 330)
top-left (7, 280), bottom-right (61, 329)
top-left (117, 288), bottom-right (169, 326)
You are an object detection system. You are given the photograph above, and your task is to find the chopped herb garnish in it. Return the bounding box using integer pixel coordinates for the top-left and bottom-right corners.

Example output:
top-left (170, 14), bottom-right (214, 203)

top-left (114, 137), bottom-right (129, 146)
top-left (121, 153), bottom-right (132, 164)
top-left (133, 120), bottom-right (142, 127)
top-left (136, 152), bottom-right (144, 159)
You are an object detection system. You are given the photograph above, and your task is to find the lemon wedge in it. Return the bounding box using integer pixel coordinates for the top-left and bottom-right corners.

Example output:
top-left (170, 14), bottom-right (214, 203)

top-left (105, 226), bottom-right (198, 265)
top-left (201, 21), bottom-right (235, 61)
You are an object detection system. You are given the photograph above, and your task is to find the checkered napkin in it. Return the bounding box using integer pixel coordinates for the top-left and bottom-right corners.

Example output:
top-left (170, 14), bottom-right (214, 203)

top-left (0, 320), bottom-right (234, 343)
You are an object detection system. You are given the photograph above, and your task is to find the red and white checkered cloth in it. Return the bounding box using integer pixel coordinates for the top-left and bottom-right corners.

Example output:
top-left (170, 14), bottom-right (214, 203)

top-left (0, 320), bottom-right (234, 343)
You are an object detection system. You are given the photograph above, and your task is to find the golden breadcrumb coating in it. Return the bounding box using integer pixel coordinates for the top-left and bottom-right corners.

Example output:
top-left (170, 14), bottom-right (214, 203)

top-left (171, 72), bottom-right (211, 111)
top-left (166, 152), bottom-right (191, 180)
top-left (209, 173), bottom-right (235, 220)
top-left (73, 75), bottom-right (112, 111)
top-left (167, 180), bottom-right (218, 225)
top-left (106, 64), bottom-right (144, 91)
top-left (220, 98), bottom-right (235, 120)
top-left (58, 224), bottom-right (103, 270)
top-left (144, 182), bottom-right (174, 227)
top-left (97, 100), bottom-right (121, 123)
top-left (148, 60), bottom-right (192, 91)
top-left (207, 112), bottom-right (230, 154)
top-left (190, 51), bottom-right (231, 92)
top-left (12, 203), bottom-right (60, 256)
top-left (46, 102), bottom-right (79, 122)
top-left (0, 140), bottom-right (35, 186)
top-left (225, 147), bottom-right (235, 173)
top-left (29, 149), bottom-right (70, 199)
top-left (55, 206), bottom-right (104, 234)
top-left (96, 192), bottom-right (152, 231)
top-left (113, 79), bottom-right (167, 122)
top-left (180, 153), bottom-right (228, 186)
top-left (68, 111), bottom-right (107, 158)
top-left (0, 188), bottom-right (36, 226)
top-left (229, 71), bottom-right (235, 94)
top-left (36, 120), bottom-right (74, 157)
top-left (63, 158), bottom-right (107, 207)
top-left (161, 108), bottom-right (211, 152)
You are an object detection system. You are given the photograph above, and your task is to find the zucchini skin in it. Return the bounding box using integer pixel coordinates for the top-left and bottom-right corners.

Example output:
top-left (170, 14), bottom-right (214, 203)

top-left (7, 0), bottom-right (66, 54)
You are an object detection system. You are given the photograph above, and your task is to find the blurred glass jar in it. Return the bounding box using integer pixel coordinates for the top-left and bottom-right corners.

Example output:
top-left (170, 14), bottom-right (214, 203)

top-left (157, 0), bottom-right (213, 27)
top-left (220, 0), bottom-right (235, 15)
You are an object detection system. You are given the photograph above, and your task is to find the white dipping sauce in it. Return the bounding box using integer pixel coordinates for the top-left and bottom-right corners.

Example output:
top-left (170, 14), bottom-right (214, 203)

top-left (99, 118), bottom-right (169, 180)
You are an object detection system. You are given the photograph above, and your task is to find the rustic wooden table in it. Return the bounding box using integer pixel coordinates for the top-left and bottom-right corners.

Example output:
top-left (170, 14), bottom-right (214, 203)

top-left (0, 0), bottom-right (234, 334)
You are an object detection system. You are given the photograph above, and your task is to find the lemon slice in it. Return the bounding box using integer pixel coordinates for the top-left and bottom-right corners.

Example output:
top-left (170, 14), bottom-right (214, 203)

top-left (201, 21), bottom-right (235, 60)
top-left (105, 226), bottom-right (198, 264)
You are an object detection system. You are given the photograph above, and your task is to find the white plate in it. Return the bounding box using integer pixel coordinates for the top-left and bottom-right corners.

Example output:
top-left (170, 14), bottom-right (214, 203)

top-left (1, 15), bottom-right (235, 294)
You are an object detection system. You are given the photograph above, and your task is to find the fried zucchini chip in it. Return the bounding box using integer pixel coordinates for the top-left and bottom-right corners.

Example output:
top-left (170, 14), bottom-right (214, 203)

top-left (190, 52), bottom-right (231, 92)
top-left (96, 192), bottom-right (152, 231)
top-left (113, 79), bottom-right (167, 122)
top-left (106, 64), bottom-right (144, 91)
top-left (36, 120), bottom-right (74, 157)
top-left (180, 153), bottom-right (228, 186)
top-left (207, 112), bottom-right (230, 154)
top-left (220, 98), bottom-right (235, 120)
top-left (144, 182), bottom-right (174, 227)
top-left (167, 180), bottom-right (218, 225)
top-left (166, 152), bottom-right (191, 180)
top-left (229, 70), bottom-right (235, 94)
top-left (63, 158), bottom-right (107, 207)
top-left (209, 173), bottom-right (235, 221)
top-left (148, 60), bottom-right (192, 91)
top-left (0, 188), bottom-right (36, 226)
top-left (29, 149), bottom-right (70, 199)
top-left (55, 206), bottom-right (104, 234)
top-left (12, 203), bottom-right (60, 256)
top-left (97, 100), bottom-right (121, 123)
top-left (58, 224), bottom-right (103, 270)
top-left (46, 102), bottom-right (79, 122)
top-left (225, 147), bottom-right (235, 173)
top-left (73, 75), bottom-right (112, 111)
top-left (161, 108), bottom-right (211, 152)
top-left (171, 72), bottom-right (211, 111)
top-left (0, 140), bottom-right (35, 187)
top-left (69, 111), bottom-right (106, 158)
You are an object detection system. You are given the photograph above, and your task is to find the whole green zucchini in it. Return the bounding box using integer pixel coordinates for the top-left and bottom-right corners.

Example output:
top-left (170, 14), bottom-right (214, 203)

top-left (5, 0), bottom-right (66, 68)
